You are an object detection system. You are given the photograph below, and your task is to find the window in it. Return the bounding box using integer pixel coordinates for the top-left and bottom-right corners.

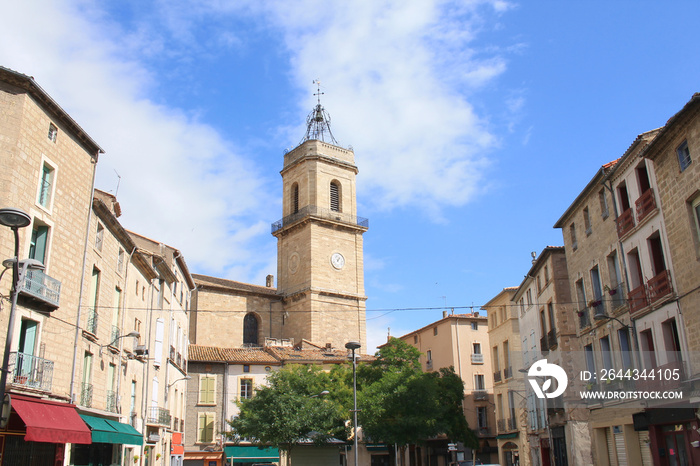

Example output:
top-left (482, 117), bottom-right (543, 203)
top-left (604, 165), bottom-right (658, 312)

top-left (154, 318), bottom-right (164, 366)
top-left (618, 329), bottom-right (632, 371)
top-left (198, 375), bottom-right (216, 405)
top-left (583, 207), bottom-right (592, 235)
top-left (29, 223), bottom-right (49, 264)
top-left (662, 318), bottom-right (682, 363)
top-left (692, 196), bottom-right (700, 246)
top-left (243, 365), bottom-right (250, 373)
top-left (471, 322), bottom-right (478, 330)
top-left (433, 327), bottom-right (438, 336)
top-left (570, 223), bottom-right (578, 250)
top-left (240, 378), bottom-right (253, 400)
top-left (48, 123), bottom-right (58, 142)
top-left (292, 183), bottom-right (299, 214)
top-left (474, 374), bottom-right (485, 391)
top-left (134, 319), bottom-right (141, 342)
top-left (243, 313), bottom-right (259, 346)
top-left (426, 350), bottom-right (432, 362)
top-left (117, 248), bottom-right (125, 273)
top-left (544, 265), bottom-right (550, 284)
top-left (95, 223), bottom-right (104, 252)
top-left (38, 162), bottom-right (55, 209)
top-left (677, 140), bottom-right (692, 171)
top-left (477, 406), bottom-right (488, 429)
top-left (87, 267), bottom-right (100, 334)
top-left (599, 188), bottom-right (609, 219)
top-left (473, 342), bottom-right (481, 355)
top-left (413, 335), bottom-right (418, 344)
top-left (330, 181), bottom-right (340, 212)
top-left (526, 289), bottom-right (532, 306)
top-left (600, 336), bottom-right (613, 370)
top-left (81, 351), bottom-right (93, 407)
top-left (130, 381), bottom-right (137, 415)
top-left (584, 344), bottom-right (595, 374)
top-left (197, 413), bottom-right (215, 443)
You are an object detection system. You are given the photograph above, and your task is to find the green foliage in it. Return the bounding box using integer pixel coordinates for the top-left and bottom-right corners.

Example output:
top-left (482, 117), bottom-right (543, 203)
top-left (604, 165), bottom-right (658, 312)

top-left (359, 338), bottom-right (477, 449)
top-left (229, 365), bottom-right (347, 452)
top-left (229, 338), bottom-right (477, 459)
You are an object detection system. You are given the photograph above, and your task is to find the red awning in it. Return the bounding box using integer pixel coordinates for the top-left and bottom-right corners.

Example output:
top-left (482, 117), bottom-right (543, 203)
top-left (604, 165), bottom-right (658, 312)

top-left (11, 395), bottom-right (92, 444)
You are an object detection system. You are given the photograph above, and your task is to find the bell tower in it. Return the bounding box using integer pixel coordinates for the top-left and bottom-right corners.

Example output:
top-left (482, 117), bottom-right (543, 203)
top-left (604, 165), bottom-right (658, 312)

top-left (271, 83), bottom-right (368, 349)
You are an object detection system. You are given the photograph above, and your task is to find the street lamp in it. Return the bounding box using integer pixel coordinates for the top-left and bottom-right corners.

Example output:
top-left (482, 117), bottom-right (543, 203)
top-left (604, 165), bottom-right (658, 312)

top-left (99, 331), bottom-right (141, 356)
top-left (166, 375), bottom-right (191, 390)
top-left (0, 208), bottom-right (35, 428)
top-left (345, 341), bottom-right (361, 466)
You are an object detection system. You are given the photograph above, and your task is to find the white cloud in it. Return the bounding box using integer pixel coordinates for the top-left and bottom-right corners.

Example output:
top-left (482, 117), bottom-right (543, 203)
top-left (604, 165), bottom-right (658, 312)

top-left (0, 0), bottom-right (276, 280)
top-left (231, 0), bottom-right (508, 214)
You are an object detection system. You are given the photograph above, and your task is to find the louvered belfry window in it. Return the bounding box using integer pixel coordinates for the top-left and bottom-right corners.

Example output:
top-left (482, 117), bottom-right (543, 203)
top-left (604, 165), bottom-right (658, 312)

top-left (292, 184), bottom-right (299, 214)
top-left (330, 181), bottom-right (340, 212)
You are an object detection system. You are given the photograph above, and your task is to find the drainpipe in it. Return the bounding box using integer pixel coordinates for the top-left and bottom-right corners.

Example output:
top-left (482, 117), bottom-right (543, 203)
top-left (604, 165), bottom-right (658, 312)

top-left (116, 246), bottom-right (137, 420)
top-left (140, 276), bottom-right (156, 465)
top-left (69, 156), bottom-right (98, 404)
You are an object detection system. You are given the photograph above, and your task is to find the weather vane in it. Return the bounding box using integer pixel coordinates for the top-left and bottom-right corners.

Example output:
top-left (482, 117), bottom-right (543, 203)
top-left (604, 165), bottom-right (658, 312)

top-left (301, 79), bottom-right (338, 144)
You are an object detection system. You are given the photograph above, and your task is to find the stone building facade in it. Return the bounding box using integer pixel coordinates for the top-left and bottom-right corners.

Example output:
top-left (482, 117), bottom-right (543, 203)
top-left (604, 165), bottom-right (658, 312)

top-left (399, 312), bottom-right (498, 465)
top-left (484, 287), bottom-right (530, 466)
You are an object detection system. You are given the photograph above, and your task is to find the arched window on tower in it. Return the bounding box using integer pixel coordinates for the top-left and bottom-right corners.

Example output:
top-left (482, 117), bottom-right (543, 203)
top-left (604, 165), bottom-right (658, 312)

top-left (330, 181), bottom-right (341, 212)
top-left (292, 183), bottom-right (299, 214)
top-left (243, 313), bottom-right (259, 347)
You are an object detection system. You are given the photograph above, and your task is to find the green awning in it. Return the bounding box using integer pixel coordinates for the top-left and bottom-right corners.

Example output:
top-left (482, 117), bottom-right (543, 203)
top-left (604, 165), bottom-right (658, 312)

top-left (496, 432), bottom-right (519, 440)
top-left (80, 414), bottom-right (143, 446)
top-left (225, 446), bottom-right (279, 463)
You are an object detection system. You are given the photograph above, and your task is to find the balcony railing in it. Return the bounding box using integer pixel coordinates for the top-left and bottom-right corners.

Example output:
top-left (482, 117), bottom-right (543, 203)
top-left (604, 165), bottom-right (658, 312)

top-left (616, 208), bottom-right (635, 238)
top-left (606, 282), bottom-right (627, 311)
top-left (81, 383), bottom-right (93, 408)
top-left (497, 418), bottom-right (518, 433)
top-left (471, 353), bottom-right (484, 364)
top-left (86, 310), bottom-right (98, 334)
top-left (9, 352), bottom-right (54, 391)
top-left (18, 269), bottom-right (61, 308)
top-left (629, 284), bottom-right (648, 315)
top-left (635, 189), bottom-right (657, 223)
top-left (271, 205), bottom-right (369, 234)
top-left (578, 307), bottom-right (591, 330)
top-left (106, 390), bottom-right (118, 413)
top-left (493, 370), bottom-right (502, 383)
top-left (476, 427), bottom-right (491, 437)
top-left (540, 335), bottom-right (549, 353)
top-left (629, 270), bottom-right (673, 315)
top-left (503, 366), bottom-right (513, 379)
top-left (547, 330), bottom-right (557, 350)
top-left (473, 390), bottom-right (488, 401)
top-left (147, 406), bottom-right (171, 426)
top-left (648, 270), bottom-right (673, 304)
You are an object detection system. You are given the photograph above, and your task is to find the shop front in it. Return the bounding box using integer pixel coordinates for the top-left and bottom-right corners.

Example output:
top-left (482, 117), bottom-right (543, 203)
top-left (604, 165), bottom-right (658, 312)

top-left (224, 445), bottom-right (279, 465)
top-left (0, 394), bottom-right (92, 465)
top-left (71, 414), bottom-right (143, 466)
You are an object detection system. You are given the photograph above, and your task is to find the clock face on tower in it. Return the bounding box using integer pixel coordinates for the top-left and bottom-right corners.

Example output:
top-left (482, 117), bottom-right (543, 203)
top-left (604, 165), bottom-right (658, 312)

top-left (330, 252), bottom-right (345, 270)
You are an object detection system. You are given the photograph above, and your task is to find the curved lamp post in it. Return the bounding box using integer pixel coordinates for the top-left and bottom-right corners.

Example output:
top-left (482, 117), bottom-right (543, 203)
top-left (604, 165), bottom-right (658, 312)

top-left (345, 341), bottom-right (361, 466)
top-left (0, 208), bottom-right (34, 428)
top-left (99, 331), bottom-right (141, 356)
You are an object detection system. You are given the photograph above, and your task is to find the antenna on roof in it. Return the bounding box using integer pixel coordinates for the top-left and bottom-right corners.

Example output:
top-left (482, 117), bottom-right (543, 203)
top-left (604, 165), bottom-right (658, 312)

top-left (301, 79), bottom-right (338, 145)
top-left (114, 169), bottom-right (121, 198)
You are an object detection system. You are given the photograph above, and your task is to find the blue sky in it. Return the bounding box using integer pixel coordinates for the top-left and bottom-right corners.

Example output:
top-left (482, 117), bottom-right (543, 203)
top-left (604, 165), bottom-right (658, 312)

top-left (2, 0), bottom-right (699, 352)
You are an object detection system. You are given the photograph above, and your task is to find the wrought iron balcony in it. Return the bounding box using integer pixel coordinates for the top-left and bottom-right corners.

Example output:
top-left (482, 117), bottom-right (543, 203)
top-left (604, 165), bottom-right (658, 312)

top-left (476, 427), bottom-right (491, 437)
top-left (577, 307), bottom-right (591, 330)
top-left (106, 390), bottom-right (118, 413)
top-left (86, 309), bottom-right (98, 334)
top-left (18, 268), bottom-right (61, 309)
top-left (271, 205), bottom-right (369, 234)
top-left (9, 352), bottom-right (54, 391)
top-left (473, 390), bottom-right (488, 401)
top-left (606, 282), bottom-right (627, 311)
top-left (147, 406), bottom-right (171, 426)
top-left (503, 366), bottom-right (513, 379)
top-left (471, 353), bottom-right (484, 364)
top-left (81, 383), bottom-right (93, 408)
top-left (540, 335), bottom-right (549, 353)
top-left (493, 370), bottom-right (502, 383)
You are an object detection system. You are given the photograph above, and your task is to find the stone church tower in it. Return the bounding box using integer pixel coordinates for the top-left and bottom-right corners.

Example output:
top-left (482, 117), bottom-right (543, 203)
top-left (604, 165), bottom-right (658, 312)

top-left (272, 97), bottom-right (368, 349)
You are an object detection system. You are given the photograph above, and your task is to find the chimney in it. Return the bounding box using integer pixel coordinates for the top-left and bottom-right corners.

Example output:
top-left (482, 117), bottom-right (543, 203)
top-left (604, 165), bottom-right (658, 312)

top-left (266, 275), bottom-right (274, 287)
top-left (443, 310), bottom-right (448, 318)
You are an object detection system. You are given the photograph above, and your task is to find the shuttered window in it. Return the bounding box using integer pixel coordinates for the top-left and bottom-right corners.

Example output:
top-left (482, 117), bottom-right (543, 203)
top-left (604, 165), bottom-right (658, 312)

top-left (199, 375), bottom-right (216, 404)
top-left (154, 318), bottom-right (164, 366)
top-left (330, 181), bottom-right (340, 212)
top-left (197, 412), bottom-right (215, 443)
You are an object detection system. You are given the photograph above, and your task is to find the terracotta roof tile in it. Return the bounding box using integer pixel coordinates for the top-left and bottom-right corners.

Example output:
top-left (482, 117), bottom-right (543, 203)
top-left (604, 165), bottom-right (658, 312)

top-left (188, 345), bottom-right (279, 364)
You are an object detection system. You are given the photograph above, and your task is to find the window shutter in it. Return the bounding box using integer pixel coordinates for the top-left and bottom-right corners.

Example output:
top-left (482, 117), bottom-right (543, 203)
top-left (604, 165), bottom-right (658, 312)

top-left (330, 182), bottom-right (340, 212)
top-left (154, 318), bottom-right (164, 366)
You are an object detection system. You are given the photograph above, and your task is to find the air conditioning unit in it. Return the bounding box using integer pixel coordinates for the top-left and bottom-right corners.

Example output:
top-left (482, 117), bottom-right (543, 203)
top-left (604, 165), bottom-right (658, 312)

top-left (134, 345), bottom-right (148, 356)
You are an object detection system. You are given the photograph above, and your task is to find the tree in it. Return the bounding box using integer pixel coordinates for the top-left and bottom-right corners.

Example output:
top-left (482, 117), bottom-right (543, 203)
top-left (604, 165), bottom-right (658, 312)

top-left (229, 364), bottom-right (347, 466)
top-left (358, 338), bottom-right (477, 464)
